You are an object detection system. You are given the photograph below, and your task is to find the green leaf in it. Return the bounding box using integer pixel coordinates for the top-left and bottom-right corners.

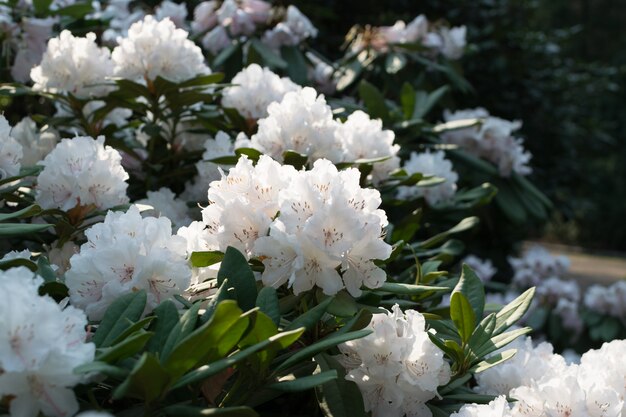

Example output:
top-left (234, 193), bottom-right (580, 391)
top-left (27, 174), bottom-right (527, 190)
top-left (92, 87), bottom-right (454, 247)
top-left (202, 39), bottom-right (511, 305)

top-left (474, 327), bottom-right (531, 359)
top-left (190, 251), bottom-right (224, 268)
top-left (286, 296), bottom-right (334, 332)
top-left (413, 85), bottom-right (449, 119)
top-left (54, 2), bottom-right (93, 17)
top-left (97, 330), bottom-right (153, 363)
top-left (111, 317), bottom-right (155, 345)
top-left (162, 405), bottom-right (258, 417)
top-left (256, 287), bottom-right (280, 326)
top-left (201, 278), bottom-right (232, 324)
top-left (450, 292), bottom-right (476, 344)
top-left (376, 282), bottom-right (450, 295)
top-left (0, 204), bottom-right (42, 221)
top-left (415, 217), bottom-right (479, 249)
top-left (326, 291), bottom-right (359, 318)
top-left (147, 301), bottom-right (180, 353)
top-left (0, 258), bottom-right (37, 271)
top-left (400, 82), bottom-right (416, 119)
top-left (282, 150), bottom-right (309, 169)
top-left (471, 349), bottom-right (517, 373)
top-left (315, 353), bottom-right (367, 417)
top-left (93, 291), bottom-right (147, 348)
top-left (468, 313), bottom-right (497, 352)
top-left (282, 45), bottom-right (308, 85)
top-left (164, 301), bottom-right (246, 379)
top-left (494, 288), bottom-right (535, 335)
top-left (217, 247), bottom-right (258, 311)
top-left (276, 330), bottom-right (371, 372)
top-left (0, 223), bottom-right (52, 237)
top-left (36, 256), bottom-right (57, 283)
top-left (250, 39), bottom-right (287, 69)
top-left (358, 80), bottom-right (389, 122)
top-left (160, 302), bottom-right (201, 361)
top-left (32, 0), bottom-right (53, 13)
top-left (453, 265), bottom-right (486, 320)
top-left (173, 328), bottom-right (304, 389)
top-left (73, 361), bottom-right (129, 379)
top-left (269, 370), bottom-right (338, 392)
top-left (113, 353), bottom-right (171, 402)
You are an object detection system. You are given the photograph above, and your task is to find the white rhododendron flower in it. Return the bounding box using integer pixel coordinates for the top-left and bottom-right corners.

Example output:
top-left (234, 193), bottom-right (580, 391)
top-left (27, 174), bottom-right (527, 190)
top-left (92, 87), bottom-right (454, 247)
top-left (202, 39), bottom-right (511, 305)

top-left (155, 0), bottom-right (188, 28)
top-left (451, 396), bottom-right (515, 417)
top-left (184, 155), bottom-right (391, 296)
top-left (462, 255), bottom-right (496, 282)
top-left (262, 5), bottom-right (318, 50)
top-left (244, 87), bottom-right (343, 163)
top-left (336, 110), bottom-right (400, 184)
top-left (306, 52), bottom-right (336, 95)
top-left (31, 31), bottom-right (114, 98)
top-left (112, 16), bottom-right (211, 82)
top-left (10, 17), bottom-right (56, 83)
top-left (442, 108), bottom-right (532, 177)
top-left (10, 117), bottom-right (57, 166)
top-left (536, 276), bottom-right (580, 304)
top-left (192, 1), bottom-right (219, 33)
top-left (36, 136), bottom-right (129, 211)
top-left (475, 337), bottom-right (567, 396)
top-left (136, 187), bottom-right (192, 229)
top-left (98, 0), bottom-right (146, 44)
top-left (338, 305), bottom-right (450, 417)
top-left (508, 245), bottom-right (569, 288)
top-left (66, 206), bottom-right (192, 320)
top-left (425, 26), bottom-right (467, 60)
top-left (222, 64), bottom-right (301, 120)
top-left (0, 267), bottom-right (95, 417)
top-left (0, 115), bottom-right (23, 180)
top-left (584, 280), bottom-right (626, 319)
top-left (256, 159), bottom-right (391, 296)
top-left (397, 150), bottom-right (458, 205)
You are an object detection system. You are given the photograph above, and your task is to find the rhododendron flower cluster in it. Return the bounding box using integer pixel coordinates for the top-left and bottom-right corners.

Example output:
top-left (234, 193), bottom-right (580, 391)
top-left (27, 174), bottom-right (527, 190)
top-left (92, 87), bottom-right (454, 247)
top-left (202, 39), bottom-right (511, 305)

top-left (112, 16), bottom-right (211, 82)
top-left (584, 280), bottom-right (626, 321)
top-left (396, 150), bottom-right (458, 205)
top-left (338, 305), bottom-right (451, 417)
top-left (35, 136), bottom-right (129, 211)
top-left (10, 117), bottom-right (57, 167)
top-left (350, 14), bottom-right (466, 59)
top-left (508, 245), bottom-right (570, 288)
top-left (179, 155), bottom-right (392, 295)
top-left (237, 87), bottom-right (400, 182)
top-left (66, 205), bottom-right (192, 320)
top-left (191, 1), bottom-right (316, 55)
top-left (471, 337), bottom-right (626, 417)
top-left (30, 30), bottom-right (114, 98)
top-left (221, 64), bottom-right (301, 121)
top-left (442, 108), bottom-right (532, 177)
top-left (136, 187), bottom-right (192, 229)
top-left (0, 267), bottom-right (95, 417)
top-left (0, 115), bottom-right (23, 180)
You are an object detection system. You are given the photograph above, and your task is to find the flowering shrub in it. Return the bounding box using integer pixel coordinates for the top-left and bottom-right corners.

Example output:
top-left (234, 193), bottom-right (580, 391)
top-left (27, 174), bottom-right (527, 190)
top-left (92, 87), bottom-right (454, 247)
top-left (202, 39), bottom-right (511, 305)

top-left (0, 2), bottom-right (618, 417)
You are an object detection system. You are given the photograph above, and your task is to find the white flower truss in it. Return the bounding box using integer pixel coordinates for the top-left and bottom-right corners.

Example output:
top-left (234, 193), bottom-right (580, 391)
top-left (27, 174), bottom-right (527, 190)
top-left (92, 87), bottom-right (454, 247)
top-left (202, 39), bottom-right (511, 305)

top-left (30, 30), bottom-right (114, 98)
top-left (451, 396), bottom-right (516, 417)
top-left (442, 108), bottom-right (532, 177)
top-left (584, 280), bottom-right (626, 320)
top-left (241, 87), bottom-right (343, 163)
top-left (396, 150), bottom-right (459, 206)
top-left (508, 245), bottom-right (570, 288)
top-left (262, 5), bottom-right (318, 51)
top-left (10, 117), bottom-right (57, 167)
top-left (181, 155), bottom-right (392, 296)
top-left (221, 64), bottom-right (301, 121)
top-left (338, 304), bottom-right (451, 417)
top-left (35, 136), bottom-right (129, 211)
top-left (0, 267), bottom-right (95, 417)
top-left (0, 115), bottom-right (23, 180)
top-left (112, 15), bottom-right (211, 83)
top-left (238, 88), bottom-right (401, 182)
top-left (472, 336), bottom-right (626, 417)
top-left (66, 205), bottom-right (192, 321)
top-left (136, 187), bottom-right (192, 229)
top-left (336, 110), bottom-right (400, 185)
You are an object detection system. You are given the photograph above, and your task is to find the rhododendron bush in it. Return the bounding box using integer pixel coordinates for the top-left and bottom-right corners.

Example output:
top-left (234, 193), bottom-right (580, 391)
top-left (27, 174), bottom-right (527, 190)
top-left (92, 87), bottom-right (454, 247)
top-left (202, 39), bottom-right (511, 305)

top-left (0, 2), bottom-right (621, 417)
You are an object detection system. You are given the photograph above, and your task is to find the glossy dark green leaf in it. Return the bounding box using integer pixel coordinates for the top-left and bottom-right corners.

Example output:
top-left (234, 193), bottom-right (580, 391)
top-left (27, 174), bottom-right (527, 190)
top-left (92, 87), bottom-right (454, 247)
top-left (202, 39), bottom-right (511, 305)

top-left (113, 352), bottom-right (171, 402)
top-left (358, 80), bottom-right (389, 122)
top-left (147, 301), bottom-right (180, 353)
top-left (450, 292), bottom-right (476, 344)
top-left (269, 370), bottom-right (338, 392)
top-left (315, 353), bottom-right (367, 417)
top-left (256, 287), bottom-right (280, 326)
top-left (190, 251), bottom-right (224, 268)
top-left (286, 296), bottom-right (334, 332)
top-left (453, 265), bottom-right (486, 320)
top-left (93, 291), bottom-right (147, 348)
top-left (217, 247), bottom-right (258, 311)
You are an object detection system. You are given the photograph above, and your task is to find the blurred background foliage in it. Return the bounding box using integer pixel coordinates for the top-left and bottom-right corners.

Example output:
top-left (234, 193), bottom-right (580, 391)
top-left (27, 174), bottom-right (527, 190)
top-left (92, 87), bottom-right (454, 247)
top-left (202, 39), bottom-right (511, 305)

top-left (291, 0), bottom-right (626, 251)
